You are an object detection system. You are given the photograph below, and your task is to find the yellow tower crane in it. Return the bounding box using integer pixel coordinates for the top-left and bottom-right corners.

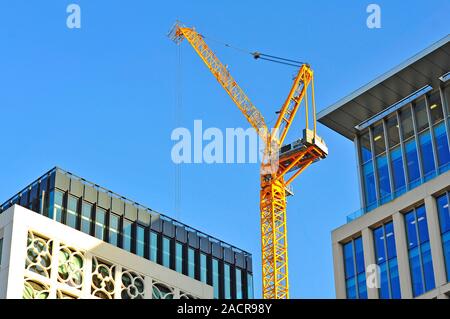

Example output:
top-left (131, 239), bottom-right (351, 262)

top-left (169, 22), bottom-right (328, 299)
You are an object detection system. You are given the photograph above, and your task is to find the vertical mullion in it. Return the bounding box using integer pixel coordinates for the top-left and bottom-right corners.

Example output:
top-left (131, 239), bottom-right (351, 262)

top-left (413, 208), bottom-right (426, 294)
top-left (355, 136), bottom-right (367, 210)
top-left (382, 224), bottom-right (393, 299)
top-left (352, 239), bottom-right (359, 298)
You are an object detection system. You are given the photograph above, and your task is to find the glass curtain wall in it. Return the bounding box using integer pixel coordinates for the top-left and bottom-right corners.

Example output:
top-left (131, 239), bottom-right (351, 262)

top-left (343, 237), bottom-right (367, 299)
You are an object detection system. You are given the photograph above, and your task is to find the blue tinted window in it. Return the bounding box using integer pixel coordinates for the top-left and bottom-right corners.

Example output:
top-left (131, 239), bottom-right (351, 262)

top-left (122, 219), bottom-right (132, 252)
top-left (81, 202), bottom-right (92, 235)
top-left (343, 237), bottom-right (366, 299)
top-left (376, 155), bottom-right (391, 202)
top-left (434, 123), bottom-right (450, 168)
top-left (200, 253), bottom-right (207, 283)
top-left (188, 248), bottom-right (195, 278)
top-left (212, 259), bottom-right (219, 299)
top-left (360, 132), bottom-right (372, 163)
top-left (224, 263), bottom-right (231, 299)
top-left (236, 268), bottom-right (243, 299)
top-left (136, 225), bottom-right (145, 257)
top-left (162, 237), bottom-right (171, 268)
top-left (66, 196), bottom-right (78, 228)
top-left (405, 206), bottom-right (435, 296)
top-left (390, 147), bottom-right (406, 193)
top-left (436, 193), bottom-right (450, 282)
top-left (419, 131), bottom-right (436, 179)
top-left (363, 161), bottom-right (377, 208)
top-left (95, 208), bottom-right (106, 240)
top-left (373, 222), bottom-right (400, 299)
top-left (109, 213), bottom-right (120, 246)
top-left (247, 273), bottom-right (254, 299)
top-left (175, 242), bottom-right (183, 273)
top-left (405, 139), bottom-right (421, 184)
top-left (150, 231), bottom-right (158, 263)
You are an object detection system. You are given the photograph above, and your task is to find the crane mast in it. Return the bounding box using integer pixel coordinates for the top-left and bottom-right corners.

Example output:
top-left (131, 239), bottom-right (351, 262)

top-left (170, 22), bottom-right (328, 299)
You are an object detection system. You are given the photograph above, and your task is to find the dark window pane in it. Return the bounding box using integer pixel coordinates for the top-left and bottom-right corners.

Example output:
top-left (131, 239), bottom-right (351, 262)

top-left (419, 131), bottom-right (436, 179)
top-left (67, 196), bottom-right (78, 229)
top-left (122, 219), bottom-right (132, 252)
top-left (360, 131), bottom-right (372, 163)
top-left (400, 107), bottom-right (414, 140)
top-left (405, 139), bottom-right (420, 184)
top-left (373, 124), bottom-right (386, 156)
top-left (433, 123), bottom-right (450, 168)
top-left (136, 225), bottom-right (145, 257)
top-left (363, 161), bottom-right (377, 208)
top-left (428, 91), bottom-right (444, 125)
top-left (414, 98), bottom-right (429, 132)
top-left (390, 147), bottom-right (406, 193)
top-left (109, 213), bottom-right (120, 246)
top-left (376, 155), bottom-right (391, 202)
top-left (95, 208), bottom-right (106, 241)
top-left (175, 242), bottom-right (183, 273)
top-left (386, 115), bottom-right (400, 148)
top-left (162, 237), bottom-right (170, 268)
top-left (188, 248), bottom-right (195, 278)
top-left (81, 202), bottom-right (92, 235)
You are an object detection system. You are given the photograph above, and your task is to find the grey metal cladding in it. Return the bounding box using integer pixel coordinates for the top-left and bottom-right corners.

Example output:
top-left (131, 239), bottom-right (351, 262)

top-left (125, 202), bottom-right (137, 221)
top-left (212, 242), bottom-right (223, 259)
top-left (111, 197), bottom-right (124, 216)
top-left (84, 185), bottom-right (97, 204)
top-left (69, 179), bottom-right (83, 197)
top-left (235, 252), bottom-right (245, 269)
top-left (163, 220), bottom-right (175, 238)
top-left (245, 256), bottom-right (253, 272)
top-left (188, 231), bottom-right (199, 248)
top-left (200, 237), bottom-right (211, 254)
top-left (150, 214), bottom-right (162, 232)
top-left (55, 170), bottom-right (70, 191)
top-left (98, 191), bottom-right (111, 210)
top-left (175, 226), bottom-right (187, 243)
top-left (137, 208), bottom-right (151, 226)
top-left (223, 247), bottom-right (234, 264)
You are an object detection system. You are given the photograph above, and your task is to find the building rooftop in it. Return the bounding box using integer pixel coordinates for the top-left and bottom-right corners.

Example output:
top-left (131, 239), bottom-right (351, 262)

top-left (318, 35), bottom-right (450, 140)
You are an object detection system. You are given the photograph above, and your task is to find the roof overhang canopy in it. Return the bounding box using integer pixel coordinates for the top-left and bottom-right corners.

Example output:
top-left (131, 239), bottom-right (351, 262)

top-left (318, 35), bottom-right (450, 140)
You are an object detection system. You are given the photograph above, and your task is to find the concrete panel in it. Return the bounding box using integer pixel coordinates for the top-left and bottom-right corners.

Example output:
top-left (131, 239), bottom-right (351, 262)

top-left (212, 242), bottom-right (223, 259)
top-left (70, 179), bottom-right (83, 198)
top-left (150, 214), bottom-right (162, 232)
top-left (392, 212), bottom-right (413, 299)
top-left (163, 220), bottom-right (175, 238)
top-left (54, 170), bottom-right (70, 191)
top-left (137, 208), bottom-right (151, 226)
top-left (98, 192), bottom-right (110, 210)
top-left (111, 197), bottom-right (124, 216)
top-left (223, 247), bottom-right (234, 264)
top-left (200, 237), bottom-right (211, 254)
top-left (124, 203), bottom-right (137, 221)
top-left (188, 232), bottom-right (199, 249)
top-left (175, 226), bottom-right (187, 243)
top-left (84, 185), bottom-right (97, 204)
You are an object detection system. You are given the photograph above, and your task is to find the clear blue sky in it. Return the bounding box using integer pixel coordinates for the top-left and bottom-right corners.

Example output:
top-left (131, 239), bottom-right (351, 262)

top-left (0, 0), bottom-right (448, 298)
